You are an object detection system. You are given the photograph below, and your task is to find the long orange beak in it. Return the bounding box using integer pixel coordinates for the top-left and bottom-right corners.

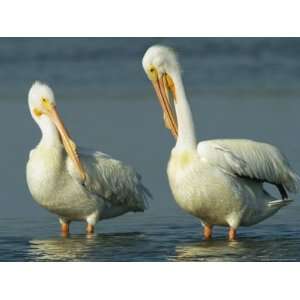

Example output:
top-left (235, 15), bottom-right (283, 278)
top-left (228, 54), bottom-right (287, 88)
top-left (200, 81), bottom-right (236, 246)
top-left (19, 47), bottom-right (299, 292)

top-left (46, 104), bottom-right (86, 181)
top-left (152, 74), bottom-right (178, 139)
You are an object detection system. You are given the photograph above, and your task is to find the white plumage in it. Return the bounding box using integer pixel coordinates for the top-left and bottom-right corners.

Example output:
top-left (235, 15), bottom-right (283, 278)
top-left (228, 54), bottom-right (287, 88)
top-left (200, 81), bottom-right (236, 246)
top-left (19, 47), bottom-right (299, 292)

top-left (143, 45), bottom-right (299, 240)
top-left (26, 82), bottom-right (150, 235)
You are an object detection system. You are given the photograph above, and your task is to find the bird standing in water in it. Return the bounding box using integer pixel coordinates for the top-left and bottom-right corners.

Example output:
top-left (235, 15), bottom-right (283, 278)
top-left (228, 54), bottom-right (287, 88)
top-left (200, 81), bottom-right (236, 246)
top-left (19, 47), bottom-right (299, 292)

top-left (142, 45), bottom-right (299, 241)
top-left (26, 82), bottom-right (150, 235)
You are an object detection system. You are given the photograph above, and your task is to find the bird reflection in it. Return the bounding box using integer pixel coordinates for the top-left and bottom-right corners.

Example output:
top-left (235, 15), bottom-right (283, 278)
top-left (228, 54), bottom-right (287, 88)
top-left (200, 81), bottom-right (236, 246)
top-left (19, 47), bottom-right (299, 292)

top-left (28, 232), bottom-right (144, 261)
top-left (171, 240), bottom-right (249, 262)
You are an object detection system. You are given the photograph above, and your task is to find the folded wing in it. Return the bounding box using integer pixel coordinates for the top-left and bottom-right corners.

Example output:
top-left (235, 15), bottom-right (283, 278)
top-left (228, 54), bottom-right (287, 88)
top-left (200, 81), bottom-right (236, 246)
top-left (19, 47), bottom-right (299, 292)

top-left (197, 139), bottom-right (299, 193)
top-left (67, 147), bottom-right (151, 211)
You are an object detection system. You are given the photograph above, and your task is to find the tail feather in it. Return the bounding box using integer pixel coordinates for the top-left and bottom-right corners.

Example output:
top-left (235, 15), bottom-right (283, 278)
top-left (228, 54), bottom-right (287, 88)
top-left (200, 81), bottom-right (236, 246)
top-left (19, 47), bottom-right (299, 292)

top-left (268, 198), bottom-right (293, 208)
top-left (133, 183), bottom-right (152, 212)
top-left (140, 184), bottom-right (152, 210)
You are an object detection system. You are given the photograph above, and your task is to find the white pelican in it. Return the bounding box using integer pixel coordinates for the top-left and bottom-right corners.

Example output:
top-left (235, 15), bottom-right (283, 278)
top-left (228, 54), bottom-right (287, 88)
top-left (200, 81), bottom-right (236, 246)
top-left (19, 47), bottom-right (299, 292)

top-left (142, 45), bottom-right (299, 241)
top-left (26, 82), bottom-right (150, 235)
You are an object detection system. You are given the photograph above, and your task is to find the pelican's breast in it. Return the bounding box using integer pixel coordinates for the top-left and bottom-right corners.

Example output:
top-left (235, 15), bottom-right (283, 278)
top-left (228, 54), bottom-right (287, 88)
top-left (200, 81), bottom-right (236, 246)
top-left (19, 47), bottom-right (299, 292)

top-left (27, 146), bottom-right (65, 200)
top-left (167, 149), bottom-right (207, 210)
top-left (167, 149), bottom-right (245, 225)
top-left (26, 145), bottom-right (96, 219)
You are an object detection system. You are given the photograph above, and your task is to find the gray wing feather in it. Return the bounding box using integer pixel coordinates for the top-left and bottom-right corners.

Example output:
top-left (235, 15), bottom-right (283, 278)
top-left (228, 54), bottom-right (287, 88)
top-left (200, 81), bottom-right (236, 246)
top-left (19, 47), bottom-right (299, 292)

top-left (68, 147), bottom-right (150, 211)
top-left (197, 139), bottom-right (300, 193)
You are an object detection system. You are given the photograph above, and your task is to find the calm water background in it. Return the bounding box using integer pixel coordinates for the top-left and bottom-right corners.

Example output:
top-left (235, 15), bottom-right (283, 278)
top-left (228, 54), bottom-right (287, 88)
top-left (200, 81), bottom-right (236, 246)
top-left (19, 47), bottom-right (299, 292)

top-left (0, 38), bottom-right (300, 261)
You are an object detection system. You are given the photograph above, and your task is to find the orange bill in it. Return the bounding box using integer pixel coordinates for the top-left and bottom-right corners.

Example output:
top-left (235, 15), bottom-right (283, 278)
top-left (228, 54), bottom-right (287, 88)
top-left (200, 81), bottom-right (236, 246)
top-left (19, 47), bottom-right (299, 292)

top-left (152, 75), bottom-right (178, 139)
top-left (46, 105), bottom-right (86, 181)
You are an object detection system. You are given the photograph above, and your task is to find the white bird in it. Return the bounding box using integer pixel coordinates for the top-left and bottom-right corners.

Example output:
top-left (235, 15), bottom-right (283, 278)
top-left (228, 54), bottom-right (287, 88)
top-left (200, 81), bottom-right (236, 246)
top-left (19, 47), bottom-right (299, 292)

top-left (26, 82), bottom-right (150, 235)
top-left (142, 45), bottom-right (299, 241)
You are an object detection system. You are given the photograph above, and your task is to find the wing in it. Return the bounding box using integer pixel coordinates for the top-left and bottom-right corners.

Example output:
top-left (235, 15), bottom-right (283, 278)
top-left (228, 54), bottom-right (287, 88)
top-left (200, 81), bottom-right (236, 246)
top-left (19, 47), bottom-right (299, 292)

top-left (67, 147), bottom-right (151, 211)
top-left (197, 139), bottom-right (300, 193)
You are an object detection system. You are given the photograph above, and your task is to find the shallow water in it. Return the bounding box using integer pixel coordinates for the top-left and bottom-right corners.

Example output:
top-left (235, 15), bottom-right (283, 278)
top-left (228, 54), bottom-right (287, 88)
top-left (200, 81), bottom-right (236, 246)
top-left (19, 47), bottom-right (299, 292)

top-left (1, 215), bottom-right (300, 261)
top-left (0, 38), bottom-right (300, 261)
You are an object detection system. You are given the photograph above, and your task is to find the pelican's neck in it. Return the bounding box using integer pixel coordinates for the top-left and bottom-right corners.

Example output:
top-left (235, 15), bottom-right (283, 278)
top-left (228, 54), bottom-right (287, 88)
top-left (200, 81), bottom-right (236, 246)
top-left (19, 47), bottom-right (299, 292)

top-left (36, 115), bottom-right (61, 148)
top-left (172, 73), bottom-right (197, 150)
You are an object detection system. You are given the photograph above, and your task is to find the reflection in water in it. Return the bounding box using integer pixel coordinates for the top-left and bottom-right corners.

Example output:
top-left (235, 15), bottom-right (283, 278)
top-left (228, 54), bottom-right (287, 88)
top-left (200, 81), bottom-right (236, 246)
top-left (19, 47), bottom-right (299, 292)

top-left (172, 240), bottom-right (247, 262)
top-left (28, 232), bottom-right (145, 261)
top-left (171, 237), bottom-right (300, 262)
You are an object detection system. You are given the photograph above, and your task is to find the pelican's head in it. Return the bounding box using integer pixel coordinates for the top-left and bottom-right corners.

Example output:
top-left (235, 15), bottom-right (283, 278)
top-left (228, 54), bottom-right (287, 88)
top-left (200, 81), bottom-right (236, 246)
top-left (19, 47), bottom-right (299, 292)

top-left (28, 81), bottom-right (85, 181)
top-left (142, 45), bottom-right (179, 138)
top-left (28, 82), bottom-right (56, 119)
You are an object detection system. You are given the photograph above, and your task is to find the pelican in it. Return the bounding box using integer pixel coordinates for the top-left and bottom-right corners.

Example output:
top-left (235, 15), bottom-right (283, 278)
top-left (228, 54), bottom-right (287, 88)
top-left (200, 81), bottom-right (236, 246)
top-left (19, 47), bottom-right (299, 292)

top-left (142, 45), bottom-right (299, 241)
top-left (26, 82), bottom-right (150, 235)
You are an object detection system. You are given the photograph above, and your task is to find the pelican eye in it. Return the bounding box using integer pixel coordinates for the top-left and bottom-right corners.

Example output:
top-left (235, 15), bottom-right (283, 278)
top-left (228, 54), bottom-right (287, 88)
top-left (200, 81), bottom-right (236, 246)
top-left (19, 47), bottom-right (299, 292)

top-left (148, 66), bottom-right (158, 81)
top-left (41, 97), bottom-right (53, 111)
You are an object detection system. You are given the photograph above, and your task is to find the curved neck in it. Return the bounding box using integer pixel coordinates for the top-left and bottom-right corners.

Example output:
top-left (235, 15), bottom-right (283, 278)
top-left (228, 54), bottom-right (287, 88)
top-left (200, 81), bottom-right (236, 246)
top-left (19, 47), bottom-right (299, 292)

top-left (172, 73), bottom-right (197, 150)
top-left (35, 115), bottom-right (61, 148)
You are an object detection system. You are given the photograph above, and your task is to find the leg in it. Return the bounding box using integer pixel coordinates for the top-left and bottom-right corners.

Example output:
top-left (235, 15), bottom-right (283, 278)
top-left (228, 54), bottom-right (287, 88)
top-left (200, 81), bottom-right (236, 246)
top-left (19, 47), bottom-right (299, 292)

top-left (86, 211), bottom-right (98, 235)
top-left (60, 221), bottom-right (70, 236)
top-left (228, 227), bottom-right (237, 241)
top-left (86, 223), bottom-right (95, 234)
top-left (203, 224), bottom-right (213, 240)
